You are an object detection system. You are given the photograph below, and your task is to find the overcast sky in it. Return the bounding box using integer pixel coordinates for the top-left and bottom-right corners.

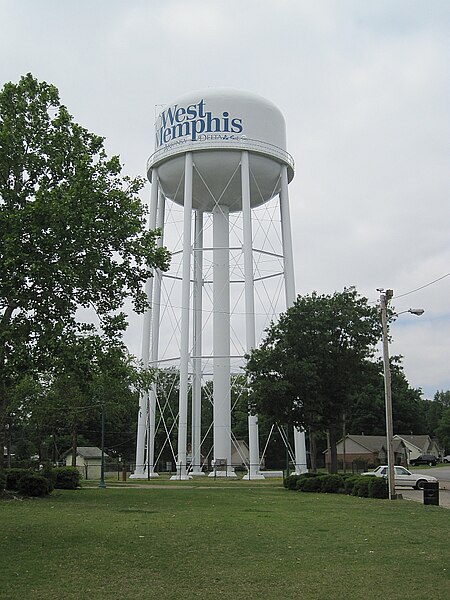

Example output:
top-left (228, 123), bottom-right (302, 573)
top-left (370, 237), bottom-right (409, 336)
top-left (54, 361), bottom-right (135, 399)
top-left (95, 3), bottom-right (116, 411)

top-left (1, 0), bottom-right (449, 398)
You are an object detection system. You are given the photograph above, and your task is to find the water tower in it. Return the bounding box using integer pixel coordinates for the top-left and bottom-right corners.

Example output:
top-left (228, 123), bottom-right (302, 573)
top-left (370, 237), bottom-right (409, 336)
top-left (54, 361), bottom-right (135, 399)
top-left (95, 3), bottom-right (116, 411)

top-left (132, 89), bottom-right (307, 480)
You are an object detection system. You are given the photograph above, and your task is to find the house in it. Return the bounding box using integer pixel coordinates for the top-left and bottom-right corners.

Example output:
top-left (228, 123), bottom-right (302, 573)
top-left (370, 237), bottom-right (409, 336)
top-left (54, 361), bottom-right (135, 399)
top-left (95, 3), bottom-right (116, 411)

top-left (324, 434), bottom-right (409, 468)
top-left (394, 435), bottom-right (443, 463)
top-left (64, 446), bottom-right (108, 480)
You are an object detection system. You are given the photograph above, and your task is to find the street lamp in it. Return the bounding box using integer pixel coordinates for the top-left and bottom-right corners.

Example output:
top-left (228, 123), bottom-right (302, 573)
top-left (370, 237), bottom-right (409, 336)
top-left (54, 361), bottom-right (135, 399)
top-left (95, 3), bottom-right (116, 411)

top-left (379, 289), bottom-right (424, 500)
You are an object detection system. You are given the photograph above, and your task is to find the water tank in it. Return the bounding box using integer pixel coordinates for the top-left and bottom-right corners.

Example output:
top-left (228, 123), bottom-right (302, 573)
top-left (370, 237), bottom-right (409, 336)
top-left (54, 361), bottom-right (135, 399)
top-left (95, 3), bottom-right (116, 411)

top-left (147, 88), bottom-right (294, 212)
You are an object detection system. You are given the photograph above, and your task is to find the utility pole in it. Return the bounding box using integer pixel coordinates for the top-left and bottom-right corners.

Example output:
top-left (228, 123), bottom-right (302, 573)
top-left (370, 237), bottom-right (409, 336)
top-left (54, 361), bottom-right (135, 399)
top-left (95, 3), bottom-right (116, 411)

top-left (379, 289), bottom-right (396, 499)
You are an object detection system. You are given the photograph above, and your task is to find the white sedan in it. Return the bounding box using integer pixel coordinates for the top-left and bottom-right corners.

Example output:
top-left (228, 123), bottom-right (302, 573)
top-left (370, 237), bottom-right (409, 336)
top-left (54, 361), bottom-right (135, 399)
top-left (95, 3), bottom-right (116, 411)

top-left (362, 465), bottom-right (438, 490)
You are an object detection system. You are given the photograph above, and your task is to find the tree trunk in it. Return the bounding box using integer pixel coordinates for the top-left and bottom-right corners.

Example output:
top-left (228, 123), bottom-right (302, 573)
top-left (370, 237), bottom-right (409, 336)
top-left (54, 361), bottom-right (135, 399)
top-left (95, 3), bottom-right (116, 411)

top-left (0, 388), bottom-right (7, 470)
top-left (309, 429), bottom-right (317, 472)
top-left (0, 423), bottom-right (5, 470)
top-left (71, 427), bottom-right (78, 467)
top-left (328, 425), bottom-right (339, 474)
top-left (0, 305), bottom-right (15, 470)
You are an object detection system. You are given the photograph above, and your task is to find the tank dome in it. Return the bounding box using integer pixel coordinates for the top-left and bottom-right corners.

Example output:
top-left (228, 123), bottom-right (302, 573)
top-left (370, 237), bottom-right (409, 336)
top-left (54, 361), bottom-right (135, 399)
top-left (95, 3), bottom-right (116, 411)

top-left (148, 88), bottom-right (294, 212)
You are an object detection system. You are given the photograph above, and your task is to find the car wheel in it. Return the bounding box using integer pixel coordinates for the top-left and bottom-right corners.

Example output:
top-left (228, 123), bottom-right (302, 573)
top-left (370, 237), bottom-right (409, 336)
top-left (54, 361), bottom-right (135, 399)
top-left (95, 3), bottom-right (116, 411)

top-left (429, 462), bottom-right (435, 466)
top-left (416, 479), bottom-right (426, 490)
top-left (444, 459), bottom-right (449, 463)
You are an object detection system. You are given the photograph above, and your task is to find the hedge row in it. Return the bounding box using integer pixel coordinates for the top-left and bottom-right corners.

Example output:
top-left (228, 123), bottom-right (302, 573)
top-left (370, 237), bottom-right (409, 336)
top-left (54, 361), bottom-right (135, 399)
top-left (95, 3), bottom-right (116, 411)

top-left (284, 473), bottom-right (388, 499)
top-left (1, 466), bottom-right (81, 496)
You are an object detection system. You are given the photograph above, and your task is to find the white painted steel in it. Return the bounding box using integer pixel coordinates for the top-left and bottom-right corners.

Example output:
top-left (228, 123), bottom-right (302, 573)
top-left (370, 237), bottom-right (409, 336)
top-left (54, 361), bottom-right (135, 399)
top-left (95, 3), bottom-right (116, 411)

top-left (171, 152), bottom-right (193, 481)
top-left (136, 89), bottom-right (301, 480)
top-left (279, 165), bottom-right (308, 474)
top-left (241, 151), bottom-right (264, 481)
top-left (149, 89), bottom-right (293, 212)
top-left (131, 173), bottom-right (159, 478)
top-left (209, 205), bottom-right (236, 477)
top-left (191, 210), bottom-right (204, 476)
top-left (279, 166), bottom-right (296, 308)
top-left (145, 190), bottom-right (165, 479)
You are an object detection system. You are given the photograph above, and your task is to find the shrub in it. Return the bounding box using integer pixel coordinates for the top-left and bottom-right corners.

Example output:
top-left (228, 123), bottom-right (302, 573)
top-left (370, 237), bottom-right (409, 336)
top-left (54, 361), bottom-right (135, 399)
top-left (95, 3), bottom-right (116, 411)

top-left (295, 473), bottom-right (319, 490)
top-left (0, 471), bottom-right (6, 491)
top-left (343, 475), bottom-right (361, 495)
top-left (40, 466), bottom-right (57, 492)
top-left (5, 468), bottom-right (32, 490)
top-left (298, 476), bottom-right (322, 492)
top-left (17, 473), bottom-right (50, 497)
top-left (54, 467), bottom-right (81, 489)
top-left (284, 474), bottom-right (302, 490)
top-left (319, 474), bottom-right (345, 494)
top-left (354, 476), bottom-right (372, 498)
top-left (368, 476), bottom-right (388, 499)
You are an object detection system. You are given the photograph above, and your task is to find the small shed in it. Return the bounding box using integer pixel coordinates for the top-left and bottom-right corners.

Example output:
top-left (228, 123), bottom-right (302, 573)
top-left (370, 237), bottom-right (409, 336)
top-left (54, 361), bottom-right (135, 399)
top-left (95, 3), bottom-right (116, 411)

top-left (64, 447), bottom-right (108, 480)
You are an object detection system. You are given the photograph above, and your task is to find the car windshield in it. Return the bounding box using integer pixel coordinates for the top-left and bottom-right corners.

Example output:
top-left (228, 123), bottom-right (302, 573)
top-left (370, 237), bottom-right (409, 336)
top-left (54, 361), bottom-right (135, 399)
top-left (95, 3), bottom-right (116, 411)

top-left (395, 467), bottom-right (410, 475)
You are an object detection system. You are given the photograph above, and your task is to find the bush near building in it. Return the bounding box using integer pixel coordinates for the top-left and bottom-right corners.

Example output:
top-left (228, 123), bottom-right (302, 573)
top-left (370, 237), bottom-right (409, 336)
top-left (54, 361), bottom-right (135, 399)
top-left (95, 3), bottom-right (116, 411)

top-left (17, 473), bottom-right (50, 497)
top-left (3, 466), bottom-right (81, 495)
top-left (284, 472), bottom-right (388, 499)
top-left (53, 466), bottom-right (81, 489)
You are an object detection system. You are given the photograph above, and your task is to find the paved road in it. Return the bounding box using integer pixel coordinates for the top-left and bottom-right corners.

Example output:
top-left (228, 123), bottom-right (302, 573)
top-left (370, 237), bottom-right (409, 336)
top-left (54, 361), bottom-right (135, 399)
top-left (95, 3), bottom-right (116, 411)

top-left (423, 465), bottom-right (450, 481)
top-left (400, 488), bottom-right (450, 508)
top-left (400, 466), bottom-right (450, 508)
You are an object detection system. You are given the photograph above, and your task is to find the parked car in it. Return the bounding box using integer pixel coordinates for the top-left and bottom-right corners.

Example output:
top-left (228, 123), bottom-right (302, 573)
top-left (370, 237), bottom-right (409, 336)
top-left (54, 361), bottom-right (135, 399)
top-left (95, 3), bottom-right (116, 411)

top-left (442, 455), bottom-right (450, 463)
top-left (362, 465), bottom-right (438, 490)
top-left (409, 454), bottom-right (438, 466)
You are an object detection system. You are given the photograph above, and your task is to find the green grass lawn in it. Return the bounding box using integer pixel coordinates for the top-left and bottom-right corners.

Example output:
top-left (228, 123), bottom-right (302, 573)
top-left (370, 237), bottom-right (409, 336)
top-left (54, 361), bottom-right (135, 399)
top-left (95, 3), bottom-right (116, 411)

top-left (1, 478), bottom-right (449, 599)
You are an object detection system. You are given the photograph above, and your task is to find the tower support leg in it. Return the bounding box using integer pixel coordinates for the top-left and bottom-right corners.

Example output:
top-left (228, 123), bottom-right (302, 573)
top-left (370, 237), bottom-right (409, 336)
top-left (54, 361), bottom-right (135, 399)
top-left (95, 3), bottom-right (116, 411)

top-left (280, 165), bottom-right (308, 474)
top-left (131, 170), bottom-right (159, 478)
top-left (241, 151), bottom-right (264, 480)
top-left (191, 210), bottom-right (205, 476)
top-left (209, 204), bottom-right (236, 478)
top-left (171, 153), bottom-right (193, 481)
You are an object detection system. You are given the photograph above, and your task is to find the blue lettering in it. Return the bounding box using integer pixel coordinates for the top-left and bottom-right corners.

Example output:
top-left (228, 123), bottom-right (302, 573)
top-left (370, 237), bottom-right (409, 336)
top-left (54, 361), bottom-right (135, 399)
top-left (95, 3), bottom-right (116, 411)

top-left (222, 112), bottom-right (230, 132)
top-left (186, 103), bottom-right (197, 120)
top-left (206, 111), bottom-right (221, 132)
top-left (156, 99), bottom-right (243, 147)
top-left (198, 99), bottom-right (206, 119)
top-left (231, 118), bottom-right (243, 133)
top-left (161, 105), bottom-right (177, 128)
top-left (175, 107), bottom-right (186, 122)
top-left (192, 118), bottom-right (205, 141)
top-left (172, 122), bottom-right (190, 138)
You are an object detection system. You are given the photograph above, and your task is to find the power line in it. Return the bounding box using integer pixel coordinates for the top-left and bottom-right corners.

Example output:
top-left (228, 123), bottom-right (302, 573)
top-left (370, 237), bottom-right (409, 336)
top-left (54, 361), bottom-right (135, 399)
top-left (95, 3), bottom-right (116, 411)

top-left (394, 272), bottom-right (450, 300)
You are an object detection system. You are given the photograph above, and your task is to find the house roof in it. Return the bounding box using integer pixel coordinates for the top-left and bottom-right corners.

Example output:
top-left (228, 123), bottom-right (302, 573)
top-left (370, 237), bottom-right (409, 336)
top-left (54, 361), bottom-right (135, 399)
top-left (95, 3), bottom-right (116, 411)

top-left (394, 435), bottom-right (431, 452)
top-left (344, 435), bottom-right (405, 453)
top-left (64, 446), bottom-right (108, 459)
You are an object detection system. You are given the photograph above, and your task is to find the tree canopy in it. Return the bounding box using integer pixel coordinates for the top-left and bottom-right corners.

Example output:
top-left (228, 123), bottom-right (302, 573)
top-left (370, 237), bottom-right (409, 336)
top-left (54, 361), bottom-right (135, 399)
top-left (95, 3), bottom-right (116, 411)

top-left (246, 289), bottom-right (382, 429)
top-left (245, 289), bottom-right (382, 471)
top-left (0, 73), bottom-right (170, 465)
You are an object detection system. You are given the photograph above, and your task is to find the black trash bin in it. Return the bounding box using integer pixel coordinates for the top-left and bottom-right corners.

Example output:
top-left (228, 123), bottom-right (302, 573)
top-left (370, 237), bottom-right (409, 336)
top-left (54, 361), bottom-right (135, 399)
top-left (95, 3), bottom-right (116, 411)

top-left (423, 481), bottom-right (439, 506)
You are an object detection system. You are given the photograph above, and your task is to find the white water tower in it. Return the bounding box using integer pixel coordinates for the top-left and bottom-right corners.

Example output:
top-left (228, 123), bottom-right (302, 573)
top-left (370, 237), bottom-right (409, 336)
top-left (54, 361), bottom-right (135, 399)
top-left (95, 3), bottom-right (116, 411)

top-left (132, 89), bottom-right (307, 480)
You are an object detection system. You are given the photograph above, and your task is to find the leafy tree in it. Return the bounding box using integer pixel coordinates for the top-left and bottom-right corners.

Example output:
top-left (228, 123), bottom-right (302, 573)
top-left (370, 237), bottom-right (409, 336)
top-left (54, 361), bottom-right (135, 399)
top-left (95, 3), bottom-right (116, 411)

top-left (245, 289), bottom-right (382, 472)
top-left (347, 358), bottom-right (427, 437)
top-left (0, 74), bottom-right (170, 466)
top-left (433, 390), bottom-right (450, 407)
top-left (22, 328), bottom-right (151, 466)
top-left (435, 407), bottom-right (450, 452)
top-left (390, 363), bottom-right (426, 434)
top-left (346, 359), bottom-right (386, 436)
